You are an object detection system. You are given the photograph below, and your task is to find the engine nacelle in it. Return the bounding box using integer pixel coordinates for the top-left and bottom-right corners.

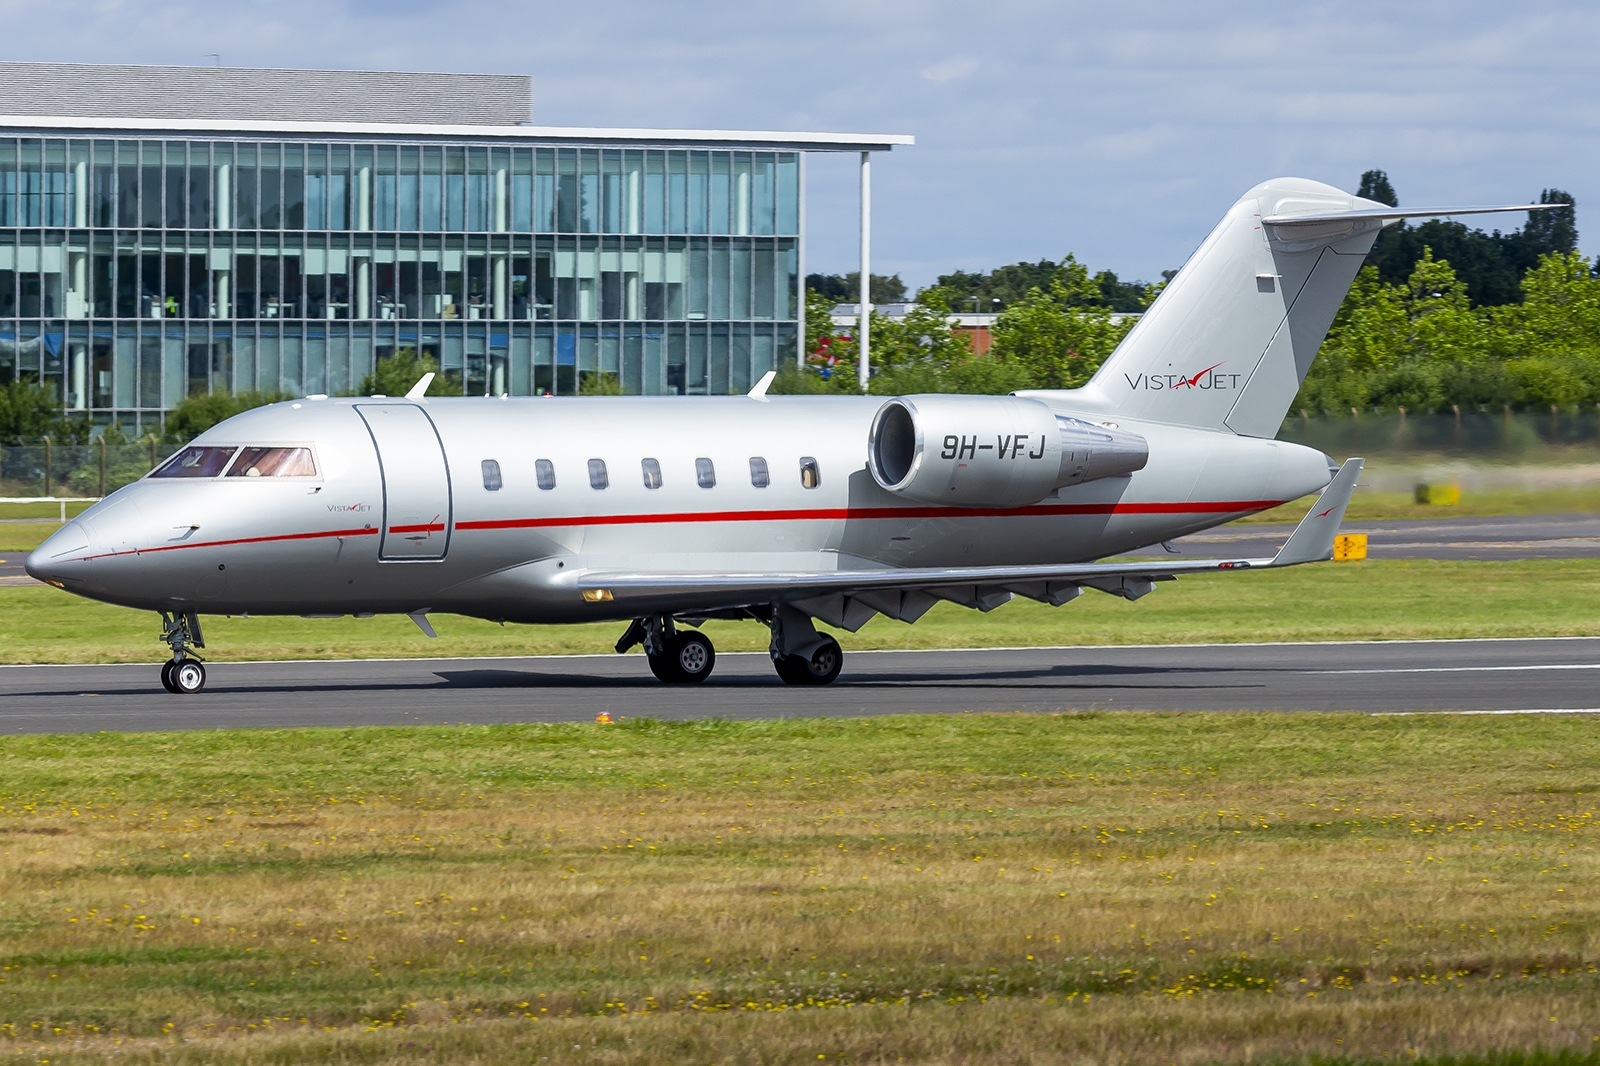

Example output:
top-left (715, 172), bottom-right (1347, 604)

top-left (867, 395), bottom-right (1149, 508)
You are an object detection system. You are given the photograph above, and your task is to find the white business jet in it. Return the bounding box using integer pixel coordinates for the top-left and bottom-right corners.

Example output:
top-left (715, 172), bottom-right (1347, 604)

top-left (28, 178), bottom-right (1553, 693)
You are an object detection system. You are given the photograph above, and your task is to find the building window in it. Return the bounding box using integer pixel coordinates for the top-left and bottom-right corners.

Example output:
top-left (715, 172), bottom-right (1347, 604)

top-left (641, 458), bottom-right (662, 489)
top-left (695, 457), bottom-right (715, 488)
top-left (535, 458), bottom-right (555, 490)
top-left (588, 458), bottom-right (608, 490)
top-left (799, 457), bottom-right (820, 489)
top-left (749, 456), bottom-right (769, 488)
top-left (481, 459), bottom-right (502, 491)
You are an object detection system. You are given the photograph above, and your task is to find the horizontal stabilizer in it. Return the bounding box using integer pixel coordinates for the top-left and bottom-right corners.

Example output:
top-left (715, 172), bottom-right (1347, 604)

top-left (1264, 203), bottom-right (1566, 226)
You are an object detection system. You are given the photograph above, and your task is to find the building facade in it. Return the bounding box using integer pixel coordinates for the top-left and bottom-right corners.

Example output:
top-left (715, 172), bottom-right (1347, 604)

top-left (0, 63), bottom-right (908, 427)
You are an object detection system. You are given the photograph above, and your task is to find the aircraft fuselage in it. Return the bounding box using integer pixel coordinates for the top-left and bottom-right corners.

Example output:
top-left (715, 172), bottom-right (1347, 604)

top-left (30, 394), bottom-right (1334, 624)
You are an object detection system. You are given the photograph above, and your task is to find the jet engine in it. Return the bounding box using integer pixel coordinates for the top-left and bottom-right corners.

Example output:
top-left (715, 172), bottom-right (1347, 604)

top-left (867, 395), bottom-right (1149, 508)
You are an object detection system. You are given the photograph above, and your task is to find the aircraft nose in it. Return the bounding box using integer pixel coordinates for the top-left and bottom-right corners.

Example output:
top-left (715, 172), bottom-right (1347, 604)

top-left (26, 520), bottom-right (92, 586)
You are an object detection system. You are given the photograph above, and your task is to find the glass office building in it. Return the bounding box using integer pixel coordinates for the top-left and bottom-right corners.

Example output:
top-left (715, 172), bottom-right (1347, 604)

top-left (0, 63), bottom-right (909, 427)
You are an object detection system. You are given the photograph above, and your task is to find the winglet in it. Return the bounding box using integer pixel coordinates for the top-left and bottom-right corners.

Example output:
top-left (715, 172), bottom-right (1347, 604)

top-left (747, 370), bottom-right (777, 400)
top-left (405, 373), bottom-right (435, 400)
top-left (1270, 458), bottom-right (1364, 566)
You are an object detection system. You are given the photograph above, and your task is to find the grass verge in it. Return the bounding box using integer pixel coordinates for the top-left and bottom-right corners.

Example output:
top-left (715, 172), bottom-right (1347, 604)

top-left (0, 558), bottom-right (1597, 665)
top-left (1, 713), bottom-right (1598, 1064)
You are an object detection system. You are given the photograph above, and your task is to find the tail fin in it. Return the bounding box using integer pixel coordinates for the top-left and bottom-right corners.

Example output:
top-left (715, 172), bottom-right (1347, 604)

top-left (1025, 178), bottom-right (1559, 435)
top-left (1035, 177), bottom-right (1386, 436)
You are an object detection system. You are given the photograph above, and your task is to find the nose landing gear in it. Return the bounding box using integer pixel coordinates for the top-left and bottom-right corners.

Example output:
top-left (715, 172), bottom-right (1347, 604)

top-left (158, 611), bottom-right (207, 694)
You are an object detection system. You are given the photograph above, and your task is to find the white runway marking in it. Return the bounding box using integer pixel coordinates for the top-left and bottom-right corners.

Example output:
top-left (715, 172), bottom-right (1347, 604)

top-left (1312, 663), bottom-right (1600, 675)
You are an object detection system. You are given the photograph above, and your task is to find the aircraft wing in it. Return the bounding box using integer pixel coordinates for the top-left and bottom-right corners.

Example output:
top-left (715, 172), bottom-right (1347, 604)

top-left (575, 460), bottom-right (1362, 623)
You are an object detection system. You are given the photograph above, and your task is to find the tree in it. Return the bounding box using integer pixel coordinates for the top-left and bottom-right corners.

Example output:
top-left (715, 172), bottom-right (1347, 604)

top-left (1360, 172), bottom-right (1580, 307)
top-left (355, 347), bottom-right (464, 399)
top-left (935, 256), bottom-right (1155, 314)
top-left (0, 380), bottom-right (65, 444)
top-left (804, 272), bottom-right (907, 304)
top-left (162, 391), bottom-right (293, 444)
top-left (987, 268), bottom-right (1138, 390)
top-left (1358, 169), bottom-right (1398, 207)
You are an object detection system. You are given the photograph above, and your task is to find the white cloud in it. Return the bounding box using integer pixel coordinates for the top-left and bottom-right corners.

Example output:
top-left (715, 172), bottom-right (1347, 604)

top-left (2, 0), bottom-right (1598, 285)
top-left (920, 57), bottom-right (975, 83)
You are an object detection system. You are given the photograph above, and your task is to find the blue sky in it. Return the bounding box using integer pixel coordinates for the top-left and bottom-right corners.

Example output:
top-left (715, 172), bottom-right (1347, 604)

top-left (4, 0), bottom-right (1595, 290)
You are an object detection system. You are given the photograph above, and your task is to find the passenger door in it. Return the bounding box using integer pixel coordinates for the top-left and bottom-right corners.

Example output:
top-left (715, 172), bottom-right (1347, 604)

top-left (357, 404), bottom-right (452, 561)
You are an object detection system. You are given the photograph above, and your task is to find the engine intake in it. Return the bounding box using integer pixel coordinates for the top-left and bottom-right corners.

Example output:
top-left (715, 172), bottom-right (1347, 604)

top-left (868, 395), bottom-right (1148, 508)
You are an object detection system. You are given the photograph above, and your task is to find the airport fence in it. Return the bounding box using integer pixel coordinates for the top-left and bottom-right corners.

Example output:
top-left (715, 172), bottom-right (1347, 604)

top-left (1278, 408), bottom-right (1600, 463)
top-left (0, 440), bottom-right (167, 499)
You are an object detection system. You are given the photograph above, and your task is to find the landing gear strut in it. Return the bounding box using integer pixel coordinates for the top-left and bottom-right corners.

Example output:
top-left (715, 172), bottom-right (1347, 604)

top-left (616, 616), bottom-right (716, 684)
top-left (158, 611), bottom-right (207, 694)
top-left (767, 604), bottom-right (843, 686)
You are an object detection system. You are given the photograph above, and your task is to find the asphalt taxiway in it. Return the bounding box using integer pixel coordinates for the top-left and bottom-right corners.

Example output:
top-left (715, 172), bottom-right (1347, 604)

top-left (1147, 512), bottom-right (1600, 560)
top-left (2, 637), bottom-right (1598, 734)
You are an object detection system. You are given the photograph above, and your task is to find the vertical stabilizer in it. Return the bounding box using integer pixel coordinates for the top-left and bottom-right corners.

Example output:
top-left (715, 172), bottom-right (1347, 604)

top-left (1029, 178), bottom-right (1387, 436)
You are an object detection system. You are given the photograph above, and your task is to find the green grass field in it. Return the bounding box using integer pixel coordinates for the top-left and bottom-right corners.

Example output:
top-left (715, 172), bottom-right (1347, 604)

top-left (0, 558), bottom-right (1596, 665)
top-left (2, 712), bottom-right (1599, 1064)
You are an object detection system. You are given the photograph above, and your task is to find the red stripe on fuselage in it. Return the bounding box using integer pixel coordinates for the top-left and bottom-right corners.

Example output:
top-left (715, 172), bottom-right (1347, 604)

top-left (453, 499), bottom-right (1285, 531)
top-left (79, 526), bottom-right (380, 562)
top-left (72, 500), bottom-right (1283, 561)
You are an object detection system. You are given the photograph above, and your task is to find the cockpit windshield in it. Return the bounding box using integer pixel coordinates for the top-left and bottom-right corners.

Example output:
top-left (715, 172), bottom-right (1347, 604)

top-left (150, 446), bottom-right (238, 478)
top-left (226, 447), bottom-right (318, 478)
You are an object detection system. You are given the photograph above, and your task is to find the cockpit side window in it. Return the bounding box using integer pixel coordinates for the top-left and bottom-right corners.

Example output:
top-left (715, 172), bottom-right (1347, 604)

top-left (224, 447), bottom-right (318, 478)
top-left (150, 446), bottom-right (238, 479)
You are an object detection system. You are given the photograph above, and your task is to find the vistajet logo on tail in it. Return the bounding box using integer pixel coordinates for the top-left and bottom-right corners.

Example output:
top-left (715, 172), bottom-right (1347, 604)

top-left (1125, 362), bottom-right (1241, 391)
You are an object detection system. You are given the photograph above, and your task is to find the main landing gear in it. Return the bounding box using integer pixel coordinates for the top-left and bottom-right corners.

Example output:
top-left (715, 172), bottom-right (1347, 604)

top-left (766, 604), bottom-right (842, 686)
top-left (614, 605), bottom-right (845, 687)
top-left (615, 617), bottom-right (716, 684)
top-left (158, 611), bottom-right (207, 694)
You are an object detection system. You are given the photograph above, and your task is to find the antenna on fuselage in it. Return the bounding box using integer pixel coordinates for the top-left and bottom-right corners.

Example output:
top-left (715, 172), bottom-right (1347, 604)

top-left (405, 373), bottom-right (435, 400)
top-left (747, 370), bottom-right (776, 400)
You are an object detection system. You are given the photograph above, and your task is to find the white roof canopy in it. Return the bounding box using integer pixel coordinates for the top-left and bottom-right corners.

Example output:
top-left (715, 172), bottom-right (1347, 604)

top-left (0, 113), bottom-right (913, 152)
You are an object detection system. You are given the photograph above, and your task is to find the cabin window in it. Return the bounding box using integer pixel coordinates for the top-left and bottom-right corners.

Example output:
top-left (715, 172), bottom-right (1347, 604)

top-left (224, 447), bottom-right (318, 478)
top-left (481, 460), bottom-right (502, 491)
top-left (641, 458), bottom-right (662, 489)
top-left (799, 456), bottom-right (821, 489)
top-left (535, 459), bottom-right (556, 490)
top-left (749, 456), bottom-right (770, 488)
top-left (151, 446), bottom-right (237, 478)
top-left (696, 457), bottom-right (716, 489)
top-left (588, 458), bottom-right (609, 490)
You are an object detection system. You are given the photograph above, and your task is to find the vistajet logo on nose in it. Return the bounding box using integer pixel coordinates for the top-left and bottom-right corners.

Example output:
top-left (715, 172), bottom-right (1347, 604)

top-left (1125, 362), bottom-right (1241, 391)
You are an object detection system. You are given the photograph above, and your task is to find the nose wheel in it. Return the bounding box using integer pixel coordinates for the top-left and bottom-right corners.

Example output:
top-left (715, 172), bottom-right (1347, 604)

top-left (157, 610), bottom-right (208, 695)
top-left (161, 658), bottom-right (207, 694)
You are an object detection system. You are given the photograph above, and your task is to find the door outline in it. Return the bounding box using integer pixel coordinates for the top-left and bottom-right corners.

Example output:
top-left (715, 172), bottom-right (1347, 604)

top-left (356, 403), bottom-right (454, 562)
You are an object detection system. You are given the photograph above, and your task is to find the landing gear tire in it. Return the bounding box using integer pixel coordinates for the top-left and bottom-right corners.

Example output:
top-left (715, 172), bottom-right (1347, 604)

top-left (169, 659), bottom-right (206, 694)
top-left (775, 636), bottom-right (843, 686)
top-left (160, 660), bottom-right (179, 693)
top-left (664, 632), bottom-right (715, 684)
top-left (647, 651), bottom-right (679, 683)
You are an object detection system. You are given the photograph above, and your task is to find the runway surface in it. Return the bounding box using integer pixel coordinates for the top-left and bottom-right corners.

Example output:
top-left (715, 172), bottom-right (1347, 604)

top-left (3, 637), bottom-right (1598, 734)
top-left (1149, 512), bottom-right (1600, 560)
